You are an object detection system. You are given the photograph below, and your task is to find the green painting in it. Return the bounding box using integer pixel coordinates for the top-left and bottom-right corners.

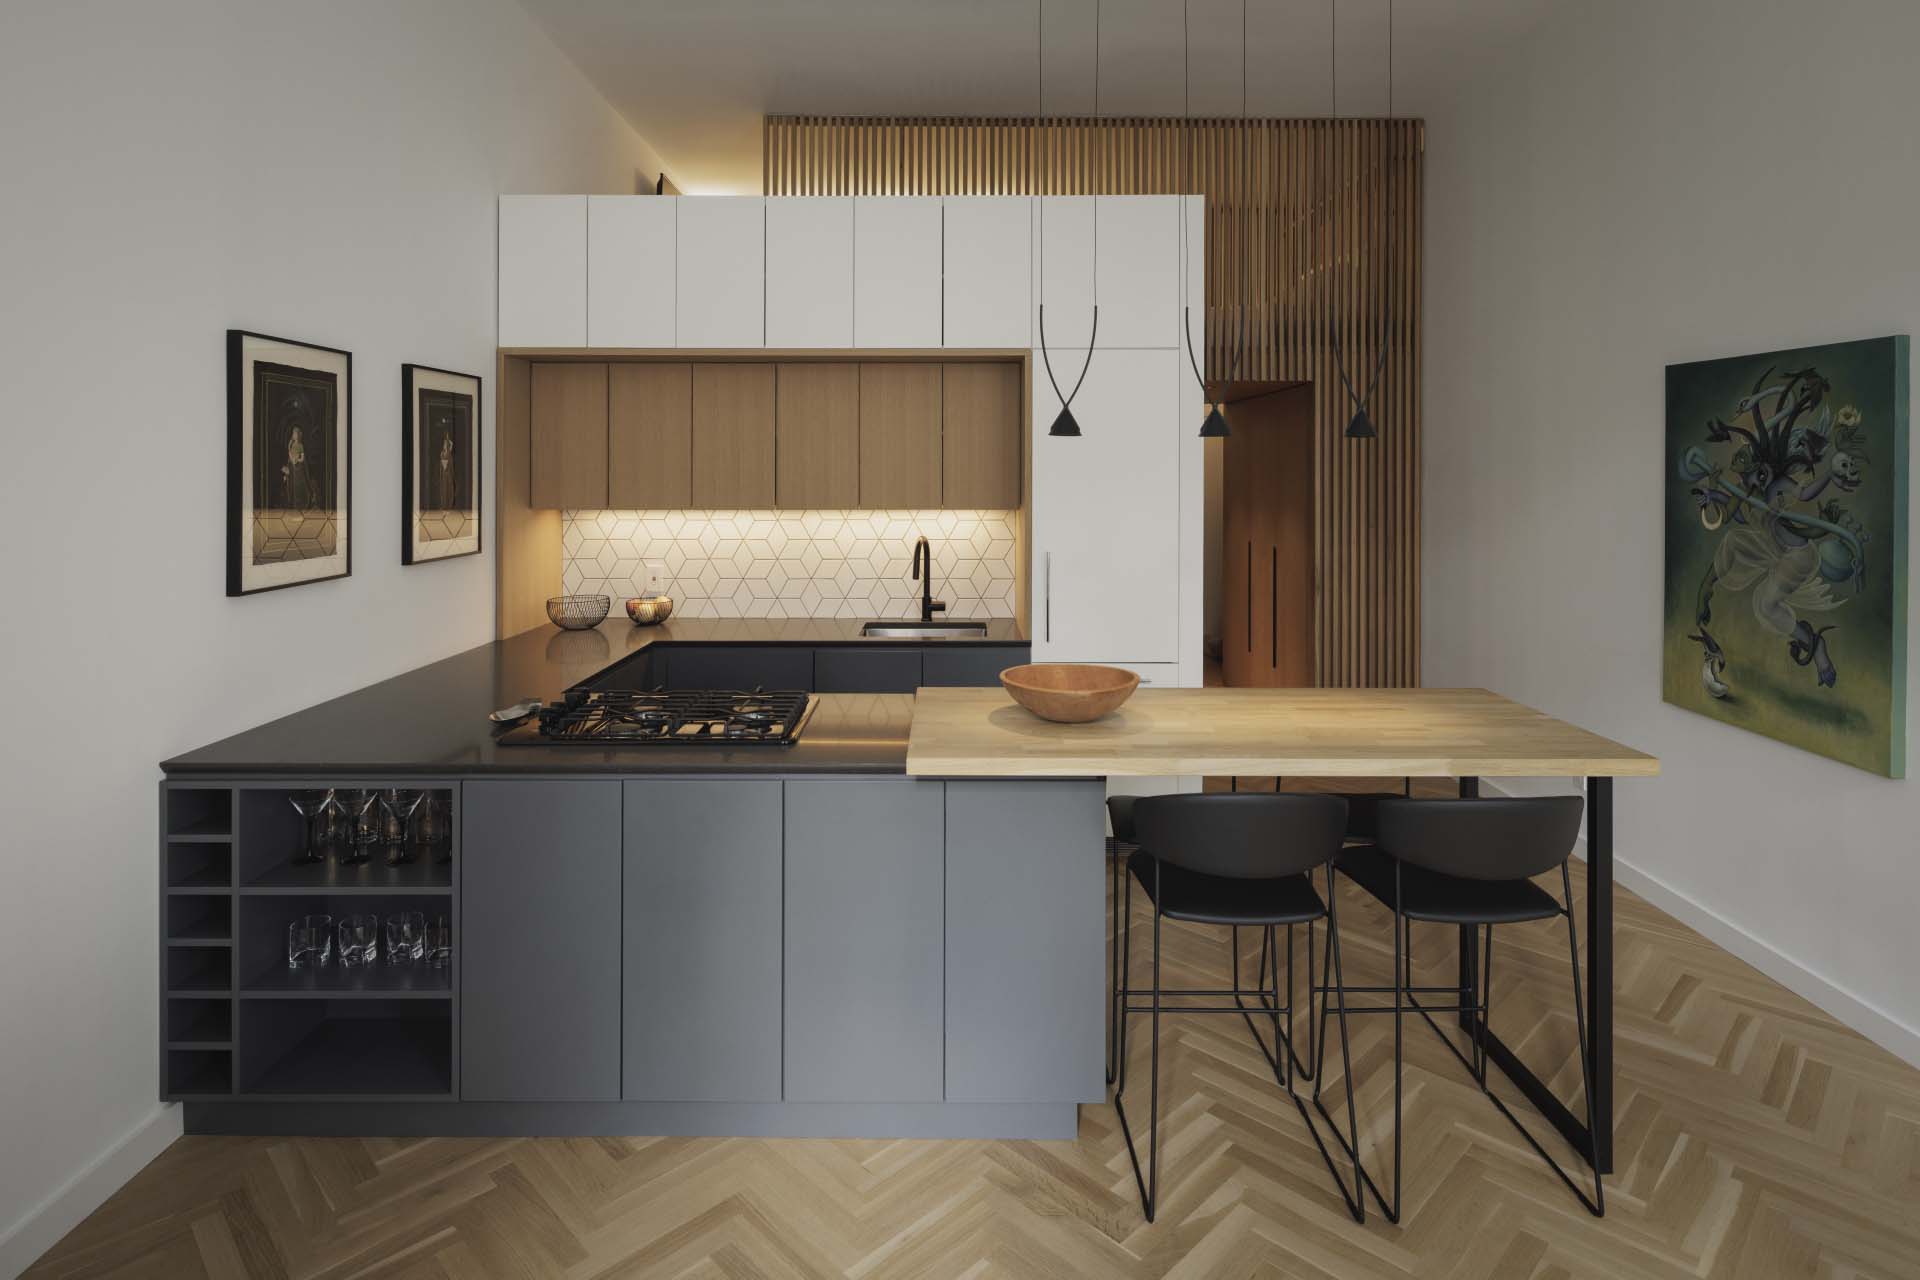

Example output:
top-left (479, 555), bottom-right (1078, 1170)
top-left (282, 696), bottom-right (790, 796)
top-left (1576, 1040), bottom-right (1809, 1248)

top-left (1664, 336), bottom-right (1909, 777)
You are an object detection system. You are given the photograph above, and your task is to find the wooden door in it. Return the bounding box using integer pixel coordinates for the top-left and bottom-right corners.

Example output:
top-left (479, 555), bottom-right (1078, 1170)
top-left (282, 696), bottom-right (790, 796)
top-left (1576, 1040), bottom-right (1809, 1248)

top-left (609, 363), bottom-right (691, 507)
top-left (529, 362), bottom-right (607, 508)
top-left (775, 362), bottom-right (859, 508)
top-left (941, 362), bottom-right (1020, 508)
top-left (691, 363), bottom-right (775, 507)
top-left (1220, 383), bottom-right (1315, 687)
top-left (859, 363), bottom-right (941, 506)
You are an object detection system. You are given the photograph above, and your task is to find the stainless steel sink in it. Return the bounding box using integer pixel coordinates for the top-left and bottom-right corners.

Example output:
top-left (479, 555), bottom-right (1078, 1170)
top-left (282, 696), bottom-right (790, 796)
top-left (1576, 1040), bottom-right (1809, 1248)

top-left (860, 620), bottom-right (991, 638)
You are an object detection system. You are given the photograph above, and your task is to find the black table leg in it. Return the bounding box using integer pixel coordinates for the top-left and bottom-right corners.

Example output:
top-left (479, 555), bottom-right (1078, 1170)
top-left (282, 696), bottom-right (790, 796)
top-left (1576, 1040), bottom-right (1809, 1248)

top-left (1456, 777), bottom-right (1480, 1037)
top-left (1586, 775), bottom-right (1614, 1173)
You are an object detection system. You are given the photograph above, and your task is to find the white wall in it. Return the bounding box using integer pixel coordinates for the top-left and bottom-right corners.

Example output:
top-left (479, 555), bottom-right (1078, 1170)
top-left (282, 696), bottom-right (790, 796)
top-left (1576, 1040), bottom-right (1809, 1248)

top-left (0, 0), bottom-right (665, 1268)
top-left (1424, 0), bottom-right (1920, 1059)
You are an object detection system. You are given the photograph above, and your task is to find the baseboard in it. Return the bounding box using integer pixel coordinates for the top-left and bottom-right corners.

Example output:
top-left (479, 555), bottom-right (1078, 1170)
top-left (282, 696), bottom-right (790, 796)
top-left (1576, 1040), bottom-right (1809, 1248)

top-left (1476, 779), bottom-right (1920, 1070)
top-left (0, 1103), bottom-right (181, 1279)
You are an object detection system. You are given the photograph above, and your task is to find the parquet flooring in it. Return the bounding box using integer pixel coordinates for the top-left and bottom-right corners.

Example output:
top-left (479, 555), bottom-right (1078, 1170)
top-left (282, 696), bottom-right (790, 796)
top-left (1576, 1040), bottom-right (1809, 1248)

top-left (28, 785), bottom-right (1920, 1279)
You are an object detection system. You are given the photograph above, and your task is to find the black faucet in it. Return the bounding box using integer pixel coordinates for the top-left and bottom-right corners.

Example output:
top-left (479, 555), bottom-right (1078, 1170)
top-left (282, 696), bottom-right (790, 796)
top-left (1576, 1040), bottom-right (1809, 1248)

top-left (911, 536), bottom-right (947, 623)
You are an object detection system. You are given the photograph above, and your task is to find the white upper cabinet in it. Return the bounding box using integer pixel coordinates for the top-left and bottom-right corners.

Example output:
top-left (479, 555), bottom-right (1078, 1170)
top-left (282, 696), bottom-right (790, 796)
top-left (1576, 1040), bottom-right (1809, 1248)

top-left (499, 195), bottom-right (586, 347)
top-left (1033, 196), bottom-right (1094, 357)
top-left (765, 198), bottom-right (853, 348)
top-left (1030, 348), bottom-right (1182, 665)
top-left (942, 197), bottom-right (1030, 348)
top-left (1094, 196), bottom-right (1181, 348)
top-left (854, 198), bottom-right (942, 348)
top-left (587, 196), bottom-right (675, 348)
top-left (677, 197), bottom-right (764, 348)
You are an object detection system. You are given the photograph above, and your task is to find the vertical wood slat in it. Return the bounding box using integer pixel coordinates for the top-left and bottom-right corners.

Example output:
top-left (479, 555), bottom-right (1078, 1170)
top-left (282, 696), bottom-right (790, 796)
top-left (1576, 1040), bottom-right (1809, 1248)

top-left (765, 115), bottom-right (1422, 689)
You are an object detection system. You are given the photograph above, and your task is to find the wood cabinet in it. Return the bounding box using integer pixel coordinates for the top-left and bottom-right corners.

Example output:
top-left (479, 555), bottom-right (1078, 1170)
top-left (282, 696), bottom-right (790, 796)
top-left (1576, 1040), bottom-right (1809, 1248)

top-left (1031, 349), bottom-right (1181, 663)
top-left (859, 363), bottom-right (942, 506)
top-left (854, 198), bottom-right (942, 348)
top-left (774, 362), bottom-right (858, 508)
top-left (499, 195), bottom-right (586, 347)
top-left (623, 781), bottom-right (783, 1102)
top-left (783, 780), bottom-right (945, 1102)
top-left (462, 780), bottom-right (621, 1101)
top-left (941, 362), bottom-right (1020, 508)
top-left (691, 363), bottom-right (775, 507)
top-left (943, 196), bottom-right (1030, 348)
top-left (609, 362), bottom-right (691, 508)
top-left (766, 198), bottom-right (853, 348)
top-left (587, 195), bottom-right (675, 347)
top-left (529, 362), bottom-right (608, 508)
top-left (677, 197), bottom-right (764, 348)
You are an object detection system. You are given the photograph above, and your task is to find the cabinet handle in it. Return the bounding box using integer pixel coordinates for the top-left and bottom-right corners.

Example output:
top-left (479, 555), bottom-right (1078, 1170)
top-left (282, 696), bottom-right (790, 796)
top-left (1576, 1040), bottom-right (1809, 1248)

top-left (1043, 552), bottom-right (1052, 643)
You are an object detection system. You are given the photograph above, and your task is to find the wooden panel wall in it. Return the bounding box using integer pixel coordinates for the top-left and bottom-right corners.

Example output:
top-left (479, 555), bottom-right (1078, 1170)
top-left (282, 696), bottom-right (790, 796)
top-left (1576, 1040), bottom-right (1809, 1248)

top-left (765, 114), bottom-right (1421, 688)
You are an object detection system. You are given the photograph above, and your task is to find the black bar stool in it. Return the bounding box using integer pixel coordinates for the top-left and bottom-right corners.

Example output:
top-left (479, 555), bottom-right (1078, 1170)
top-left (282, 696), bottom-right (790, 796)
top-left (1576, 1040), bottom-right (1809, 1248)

top-left (1113, 794), bottom-right (1365, 1223)
top-left (1312, 795), bottom-right (1604, 1220)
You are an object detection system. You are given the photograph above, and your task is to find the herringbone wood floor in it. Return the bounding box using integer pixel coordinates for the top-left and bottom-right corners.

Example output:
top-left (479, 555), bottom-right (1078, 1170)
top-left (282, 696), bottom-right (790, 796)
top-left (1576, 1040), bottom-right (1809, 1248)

top-left (30, 784), bottom-right (1920, 1279)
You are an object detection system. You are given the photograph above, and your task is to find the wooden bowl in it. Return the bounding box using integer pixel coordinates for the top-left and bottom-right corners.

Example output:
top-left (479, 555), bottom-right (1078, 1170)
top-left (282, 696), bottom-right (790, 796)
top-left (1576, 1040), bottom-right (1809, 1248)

top-left (999, 663), bottom-right (1141, 724)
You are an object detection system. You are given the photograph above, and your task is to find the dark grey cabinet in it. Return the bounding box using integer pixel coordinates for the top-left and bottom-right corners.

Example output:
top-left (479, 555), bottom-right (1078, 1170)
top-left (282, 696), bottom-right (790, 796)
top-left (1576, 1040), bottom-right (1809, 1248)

top-left (589, 649), bottom-right (658, 692)
top-left (814, 647), bottom-right (922, 693)
top-left (920, 645), bottom-right (1028, 687)
top-left (622, 780), bottom-right (783, 1101)
top-left (783, 780), bottom-right (945, 1102)
top-left (945, 781), bottom-right (1106, 1102)
top-left (461, 780), bottom-right (622, 1101)
top-left (659, 645), bottom-right (814, 691)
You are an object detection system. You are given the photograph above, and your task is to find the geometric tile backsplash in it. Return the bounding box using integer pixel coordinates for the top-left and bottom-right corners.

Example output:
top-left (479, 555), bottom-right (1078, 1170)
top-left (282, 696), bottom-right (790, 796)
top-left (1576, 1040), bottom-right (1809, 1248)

top-left (561, 509), bottom-right (1019, 620)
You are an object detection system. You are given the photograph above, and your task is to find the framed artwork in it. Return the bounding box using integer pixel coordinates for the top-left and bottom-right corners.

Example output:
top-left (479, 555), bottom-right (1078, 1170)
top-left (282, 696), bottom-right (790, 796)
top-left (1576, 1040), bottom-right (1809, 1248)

top-left (226, 330), bottom-right (351, 595)
top-left (401, 364), bottom-right (482, 564)
top-left (1664, 335), bottom-right (1909, 777)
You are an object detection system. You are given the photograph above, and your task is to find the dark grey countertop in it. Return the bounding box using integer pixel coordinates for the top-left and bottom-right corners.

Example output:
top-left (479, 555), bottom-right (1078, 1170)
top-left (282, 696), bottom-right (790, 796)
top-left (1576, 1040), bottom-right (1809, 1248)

top-left (161, 617), bottom-right (1025, 777)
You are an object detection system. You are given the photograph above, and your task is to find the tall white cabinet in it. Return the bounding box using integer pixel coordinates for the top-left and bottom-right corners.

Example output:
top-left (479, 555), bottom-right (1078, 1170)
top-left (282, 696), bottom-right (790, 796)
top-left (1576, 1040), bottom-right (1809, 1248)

top-left (944, 197), bottom-right (1030, 348)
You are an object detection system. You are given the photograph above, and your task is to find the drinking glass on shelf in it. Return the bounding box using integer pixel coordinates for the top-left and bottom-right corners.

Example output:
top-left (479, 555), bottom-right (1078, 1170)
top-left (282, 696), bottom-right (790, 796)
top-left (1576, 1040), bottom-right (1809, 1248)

top-left (287, 914), bottom-right (333, 968)
top-left (337, 914), bottom-right (379, 967)
top-left (424, 914), bottom-right (452, 969)
top-left (416, 791), bottom-right (452, 864)
top-left (286, 790), bottom-right (338, 866)
top-left (339, 790), bottom-right (380, 865)
top-left (379, 789), bottom-right (426, 865)
top-left (384, 911), bottom-right (425, 963)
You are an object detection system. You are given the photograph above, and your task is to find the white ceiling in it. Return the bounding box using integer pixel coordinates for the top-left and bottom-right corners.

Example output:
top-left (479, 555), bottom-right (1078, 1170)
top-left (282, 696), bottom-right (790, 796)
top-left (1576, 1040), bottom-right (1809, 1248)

top-left (517, 0), bottom-right (1557, 193)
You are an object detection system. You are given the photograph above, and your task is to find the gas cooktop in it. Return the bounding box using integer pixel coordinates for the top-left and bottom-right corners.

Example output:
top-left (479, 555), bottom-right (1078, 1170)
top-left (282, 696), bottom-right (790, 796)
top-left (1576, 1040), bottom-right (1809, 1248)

top-left (500, 689), bottom-right (815, 746)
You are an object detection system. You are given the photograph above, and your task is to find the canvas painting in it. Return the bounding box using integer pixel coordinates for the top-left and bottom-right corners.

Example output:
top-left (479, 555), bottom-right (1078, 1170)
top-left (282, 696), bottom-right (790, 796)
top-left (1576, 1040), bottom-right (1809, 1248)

top-left (402, 364), bottom-right (481, 564)
top-left (227, 330), bottom-right (352, 594)
top-left (1664, 335), bottom-right (1909, 776)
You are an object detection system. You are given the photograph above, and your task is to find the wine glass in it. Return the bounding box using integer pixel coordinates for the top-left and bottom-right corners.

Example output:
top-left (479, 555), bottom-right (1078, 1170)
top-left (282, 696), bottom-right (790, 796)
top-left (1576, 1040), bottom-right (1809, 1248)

top-left (286, 790), bottom-right (338, 866)
top-left (338, 790), bottom-right (380, 866)
top-left (416, 792), bottom-right (453, 864)
top-left (379, 789), bottom-right (426, 865)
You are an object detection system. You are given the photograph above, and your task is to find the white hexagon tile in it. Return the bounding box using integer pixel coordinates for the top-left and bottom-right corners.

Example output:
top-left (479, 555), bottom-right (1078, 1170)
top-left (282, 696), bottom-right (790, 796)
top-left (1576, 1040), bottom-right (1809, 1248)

top-left (561, 510), bottom-right (1020, 620)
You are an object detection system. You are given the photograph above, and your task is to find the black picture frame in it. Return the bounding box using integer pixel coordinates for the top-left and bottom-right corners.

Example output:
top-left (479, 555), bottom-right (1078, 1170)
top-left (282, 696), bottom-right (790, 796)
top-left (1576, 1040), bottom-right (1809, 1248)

top-left (401, 364), bottom-right (483, 565)
top-left (226, 329), bottom-right (353, 596)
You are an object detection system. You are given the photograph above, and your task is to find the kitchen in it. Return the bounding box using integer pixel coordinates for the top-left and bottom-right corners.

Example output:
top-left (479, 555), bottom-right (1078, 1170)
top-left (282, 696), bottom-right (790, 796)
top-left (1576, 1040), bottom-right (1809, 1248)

top-left (8, 2), bottom-right (1920, 1278)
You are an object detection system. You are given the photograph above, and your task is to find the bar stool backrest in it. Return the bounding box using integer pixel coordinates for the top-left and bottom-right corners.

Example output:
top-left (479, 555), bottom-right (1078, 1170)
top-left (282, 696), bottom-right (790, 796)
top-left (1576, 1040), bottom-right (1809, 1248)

top-left (1133, 794), bottom-right (1348, 880)
top-left (1375, 796), bottom-right (1585, 882)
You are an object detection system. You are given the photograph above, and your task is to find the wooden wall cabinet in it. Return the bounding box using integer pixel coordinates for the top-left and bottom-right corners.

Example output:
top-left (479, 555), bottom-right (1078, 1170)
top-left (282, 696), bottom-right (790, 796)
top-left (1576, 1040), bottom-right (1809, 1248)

top-left (941, 362), bottom-right (1020, 508)
top-left (774, 363), bottom-right (858, 508)
top-left (691, 363), bottom-right (776, 507)
top-left (529, 362), bottom-right (608, 509)
top-left (610, 363), bottom-right (691, 508)
top-left (859, 363), bottom-right (942, 507)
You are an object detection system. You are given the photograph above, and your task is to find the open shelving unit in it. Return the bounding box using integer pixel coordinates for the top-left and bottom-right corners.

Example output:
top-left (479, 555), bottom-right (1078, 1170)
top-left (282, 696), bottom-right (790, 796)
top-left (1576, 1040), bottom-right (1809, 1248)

top-left (159, 780), bottom-right (461, 1103)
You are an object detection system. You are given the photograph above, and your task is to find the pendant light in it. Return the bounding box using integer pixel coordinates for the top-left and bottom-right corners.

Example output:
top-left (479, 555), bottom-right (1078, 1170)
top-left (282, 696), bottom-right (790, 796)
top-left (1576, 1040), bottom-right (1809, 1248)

top-left (1182, 0), bottom-right (1249, 438)
top-left (1039, 0), bottom-right (1098, 438)
top-left (1329, 0), bottom-right (1394, 441)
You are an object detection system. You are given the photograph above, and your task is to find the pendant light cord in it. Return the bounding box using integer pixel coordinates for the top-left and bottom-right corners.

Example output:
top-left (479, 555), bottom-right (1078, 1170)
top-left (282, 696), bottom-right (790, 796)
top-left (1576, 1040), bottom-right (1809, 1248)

top-left (1327, 0), bottom-right (1394, 425)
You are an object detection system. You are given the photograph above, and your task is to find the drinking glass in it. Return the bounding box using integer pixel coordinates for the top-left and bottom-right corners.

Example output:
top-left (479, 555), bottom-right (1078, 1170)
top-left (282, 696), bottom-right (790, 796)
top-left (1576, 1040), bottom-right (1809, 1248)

top-left (339, 790), bottom-right (380, 865)
top-left (424, 914), bottom-right (453, 969)
top-left (286, 790), bottom-right (338, 866)
top-left (286, 914), bottom-right (333, 968)
top-left (384, 911), bottom-right (425, 963)
top-left (379, 789), bottom-right (426, 865)
top-left (337, 914), bottom-right (379, 967)
top-left (416, 791), bottom-right (452, 864)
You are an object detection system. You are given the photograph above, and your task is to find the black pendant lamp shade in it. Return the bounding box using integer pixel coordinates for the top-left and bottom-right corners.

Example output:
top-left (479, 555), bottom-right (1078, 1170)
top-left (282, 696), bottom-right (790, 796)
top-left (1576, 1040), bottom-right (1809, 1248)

top-left (1198, 403), bottom-right (1230, 437)
top-left (1049, 404), bottom-right (1083, 437)
top-left (1345, 406), bottom-right (1377, 439)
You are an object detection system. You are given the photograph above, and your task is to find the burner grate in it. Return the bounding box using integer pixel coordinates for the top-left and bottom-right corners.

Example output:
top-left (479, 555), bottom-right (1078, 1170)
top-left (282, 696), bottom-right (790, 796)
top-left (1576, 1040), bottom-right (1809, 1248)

top-left (513, 689), bottom-right (814, 745)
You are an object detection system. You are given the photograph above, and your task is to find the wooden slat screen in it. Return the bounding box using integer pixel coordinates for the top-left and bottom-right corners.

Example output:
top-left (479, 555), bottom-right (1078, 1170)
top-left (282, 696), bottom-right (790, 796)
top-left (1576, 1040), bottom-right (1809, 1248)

top-left (765, 114), bottom-right (1422, 689)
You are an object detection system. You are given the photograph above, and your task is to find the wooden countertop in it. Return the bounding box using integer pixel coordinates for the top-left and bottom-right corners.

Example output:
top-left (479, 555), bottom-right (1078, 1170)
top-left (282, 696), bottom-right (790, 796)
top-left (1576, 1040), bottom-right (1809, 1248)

top-left (905, 687), bottom-right (1661, 778)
